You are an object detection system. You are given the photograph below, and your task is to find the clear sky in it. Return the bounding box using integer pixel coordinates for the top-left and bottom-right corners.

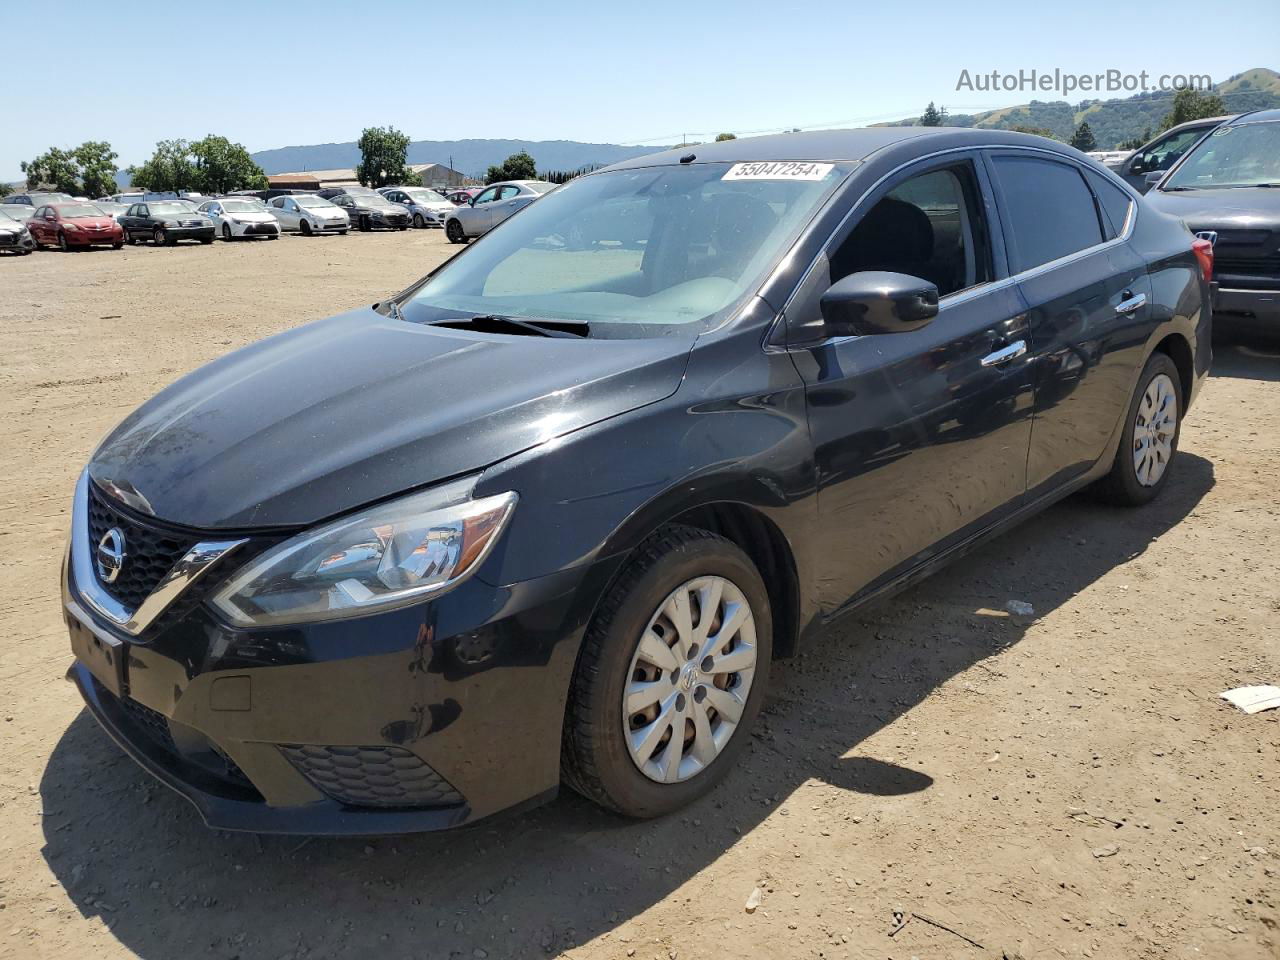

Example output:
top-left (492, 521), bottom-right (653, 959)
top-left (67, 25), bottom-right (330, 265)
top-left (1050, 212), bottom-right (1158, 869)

top-left (5, 0), bottom-right (1277, 181)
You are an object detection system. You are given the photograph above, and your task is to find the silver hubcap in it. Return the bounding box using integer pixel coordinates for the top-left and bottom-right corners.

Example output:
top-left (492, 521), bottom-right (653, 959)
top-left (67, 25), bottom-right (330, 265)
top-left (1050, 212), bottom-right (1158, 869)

top-left (622, 576), bottom-right (757, 784)
top-left (1133, 372), bottom-right (1177, 487)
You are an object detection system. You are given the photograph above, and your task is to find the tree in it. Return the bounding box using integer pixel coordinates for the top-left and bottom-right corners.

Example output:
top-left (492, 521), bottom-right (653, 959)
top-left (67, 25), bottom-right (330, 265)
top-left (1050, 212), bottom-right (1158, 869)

top-left (484, 151), bottom-right (538, 185)
top-left (74, 141), bottom-right (118, 197)
top-left (128, 139), bottom-right (197, 193)
top-left (355, 126), bottom-right (413, 187)
top-left (1069, 121), bottom-right (1098, 151)
top-left (190, 135), bottom-right (267, 193)
top-left (1117, 127), bottom-right (1153, 151)
top-left (919, 102), bottom-right (948, 127)
top-left (714, 132), bottom-right (737, 141)
top-left (1009, 124), bottom-right (1059, 140)
top-left (400, 168), bottom-right (423, 187)
top-left (21, 147), bottom-right (81, 193)
top-left (1158, 87), bottom-right (1227, 133)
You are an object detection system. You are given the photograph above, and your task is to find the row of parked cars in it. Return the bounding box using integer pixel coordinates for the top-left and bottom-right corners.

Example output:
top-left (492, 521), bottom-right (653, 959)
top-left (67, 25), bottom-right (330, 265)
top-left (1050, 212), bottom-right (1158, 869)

top-left (0, 181), bottom-right (557, 255)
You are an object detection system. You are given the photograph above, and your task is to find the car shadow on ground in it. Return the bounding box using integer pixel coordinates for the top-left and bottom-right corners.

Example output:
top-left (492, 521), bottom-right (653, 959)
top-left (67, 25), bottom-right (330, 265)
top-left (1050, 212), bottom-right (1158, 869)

top-left (39, 454), bottom-right (1215, 960)
top-left (1210, 334), bottom-right (1280, 382)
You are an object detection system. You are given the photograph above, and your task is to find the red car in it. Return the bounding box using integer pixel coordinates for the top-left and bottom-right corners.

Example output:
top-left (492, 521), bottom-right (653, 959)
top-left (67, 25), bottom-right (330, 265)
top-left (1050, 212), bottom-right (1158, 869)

top-left (445, 188), bottom-right (481, 205)
top-left (28, 202), bottom-right (124, 251)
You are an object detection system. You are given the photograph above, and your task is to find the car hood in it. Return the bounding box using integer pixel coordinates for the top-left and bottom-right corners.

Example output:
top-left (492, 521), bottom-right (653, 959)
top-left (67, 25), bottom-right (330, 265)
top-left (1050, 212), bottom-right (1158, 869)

top-left (1144, 187), bottom-right (1280, 229)
top-left (66, 216), bottom-right (117, 228)
top-left (230, 211), bottom-right (277, 222)
top-left (89, 307), bottom-right (693, 529)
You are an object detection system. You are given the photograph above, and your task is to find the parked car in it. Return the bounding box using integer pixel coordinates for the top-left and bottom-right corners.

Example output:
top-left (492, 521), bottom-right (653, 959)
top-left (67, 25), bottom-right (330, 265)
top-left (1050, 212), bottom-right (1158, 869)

top-left (91, 201), bottom-right (131, 223)
top-left (326, 190), bottom-right (410, 231)
top-left (1113, 116), bottom-right (1232, 193)
top-left (378, 186), bottom-right (455, 228)
top-left (267, 194), bottom-right (350, 235)
top-left (197, 198), bottom-right (281, 241)
top-left (253, 188), bottom-right (311, 202)
top-left (1144, 109), bottom-right (1280, 337)
top-left (119, 200), bottom-right (216, 245)
top-left (443, 180), bottom-right (554, 243)
top-left (63, 128), bottom-right (1210, 835)
top-left (2, 191), bottom-right (74, 208)
top-left (0, 202), bottom-right (38, 223)
top-left (445, 187), bottom-right (481, 205)
top-left (27, 202), bottom-right (124, 251)
top-left (0, 209), bottom-right (35, 255)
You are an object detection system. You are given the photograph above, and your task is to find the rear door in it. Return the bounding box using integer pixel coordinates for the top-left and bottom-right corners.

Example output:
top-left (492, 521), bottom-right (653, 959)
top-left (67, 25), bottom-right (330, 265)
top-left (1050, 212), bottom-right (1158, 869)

top-left (787, 152), bottom-right (1036, 611)
top-left (986, 151), bottom-right (1152, 498)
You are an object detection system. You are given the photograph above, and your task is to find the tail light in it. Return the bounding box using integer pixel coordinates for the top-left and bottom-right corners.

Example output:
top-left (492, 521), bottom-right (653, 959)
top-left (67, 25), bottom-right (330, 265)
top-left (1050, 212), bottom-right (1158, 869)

top-left (1191, 237), bottom-right (1214, 284)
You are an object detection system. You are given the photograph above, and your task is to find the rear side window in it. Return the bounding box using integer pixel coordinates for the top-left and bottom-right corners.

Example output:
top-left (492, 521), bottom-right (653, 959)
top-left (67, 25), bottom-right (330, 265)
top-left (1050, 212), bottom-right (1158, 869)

top-left (1086, 171), bottom-right (1134, 239)
top-left (992, 156), bottom-right (1104, 272)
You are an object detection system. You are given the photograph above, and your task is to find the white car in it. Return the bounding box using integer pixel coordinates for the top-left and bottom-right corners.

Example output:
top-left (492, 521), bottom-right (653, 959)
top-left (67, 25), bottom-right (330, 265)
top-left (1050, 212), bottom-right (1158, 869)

top-left (443, 180), bottom-right (555, 243)
top-left (267, 194), bottom-right (350, 236)
top-left (197, 199), bottom-right (281, 241)
top-left (378, 186), bottom-right (455, 228)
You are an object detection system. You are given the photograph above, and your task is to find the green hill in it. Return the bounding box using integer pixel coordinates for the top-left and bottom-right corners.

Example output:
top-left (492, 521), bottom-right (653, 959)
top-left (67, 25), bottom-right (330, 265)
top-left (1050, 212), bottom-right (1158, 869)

top-left (882, 67), bottom-right (1280, 148)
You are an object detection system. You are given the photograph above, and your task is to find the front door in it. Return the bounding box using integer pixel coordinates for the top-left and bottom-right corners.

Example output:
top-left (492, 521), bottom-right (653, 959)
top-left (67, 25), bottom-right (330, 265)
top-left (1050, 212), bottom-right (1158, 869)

top-left (786, 154), bottom-right (1035, 611)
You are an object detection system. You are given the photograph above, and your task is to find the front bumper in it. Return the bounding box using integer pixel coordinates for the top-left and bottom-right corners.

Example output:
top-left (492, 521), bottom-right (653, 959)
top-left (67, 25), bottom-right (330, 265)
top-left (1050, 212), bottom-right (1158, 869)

top-left (0, 232), bottom-right (35, 252)
top-left (229, 221), bottom-right (280, 237)
top-left (65, 229), bottom-right (122, 246)
top-left (63, 477), bottom-right (601, 835)
top-left (164, 226), bottom-right (216, 241)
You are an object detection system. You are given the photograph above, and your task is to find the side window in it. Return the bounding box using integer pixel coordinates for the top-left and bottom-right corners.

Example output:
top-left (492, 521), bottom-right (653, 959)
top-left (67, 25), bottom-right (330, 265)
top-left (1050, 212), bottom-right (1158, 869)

top-left (829, 163), bottom-right (992, 298)
top-left (270, 197), bottom-right (285, 208)
top-left (285, 199), bottom-right (297, 211)
top-left (474, 187), bottom-right (499, 205)
top-left (498, 185), bottom-right (520, 200)
top-left (991, 156), bottom-right (1104, 273)
top-left (1085, 171), bottom-right (1134, 240)
top-left (1132, 128), bottom-right (1202, 174)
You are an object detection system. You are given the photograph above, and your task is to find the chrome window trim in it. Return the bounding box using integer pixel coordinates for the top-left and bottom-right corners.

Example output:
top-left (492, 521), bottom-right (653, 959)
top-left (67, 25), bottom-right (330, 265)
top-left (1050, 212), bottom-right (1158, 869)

top-left (70, 469), bottom-right (245, 636)
top-left (769, 142), bottom-right (1138, 330)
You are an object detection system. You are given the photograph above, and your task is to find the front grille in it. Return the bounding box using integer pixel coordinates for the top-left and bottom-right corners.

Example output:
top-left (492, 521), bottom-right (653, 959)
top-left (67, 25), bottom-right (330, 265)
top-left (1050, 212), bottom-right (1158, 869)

top-left (1215, 256), bottom-right (1280, 277)
top-left (87, 484), bottom-right (198, 611)
top-left (0, 234), bottom-right (15, 246)
top-left (279, 744), bottom-right (464, 809)
top-left (178, 219), bottom-right (204, 228)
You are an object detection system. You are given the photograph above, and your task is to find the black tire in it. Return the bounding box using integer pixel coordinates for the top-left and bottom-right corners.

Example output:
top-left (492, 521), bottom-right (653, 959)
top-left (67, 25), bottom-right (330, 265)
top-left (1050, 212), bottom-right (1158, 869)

top-left (413, 213), bottom-right (425, 229)
top-left (111, 241), bottom-right (123, 250)
top-left (359, 215), bottom-right (371, 232)
top-left (153, 227), bottom-right (170, 246)
top-left (18, 249), bottom-right (31, 255)
top-left (199, 236), bottom-right (213, 244)
top-left (222, 223), bottom-right (232, 241)
top-left (1093, 351), bottom-right (1183, 507)
top-left (123, 230), bottom-right (135, 245)
top-left (300, 219), bottom-right (313, 236)
top-left (561, 524), bottom-right (772, 818)
top-left (58, 232), bottom-right (70, 253)
top-left (338, 229), bottom-right (348, 236)
top-left (445, 219), bottom-right (465, 244)
top-left (266, 233), bottom-right (277, 240)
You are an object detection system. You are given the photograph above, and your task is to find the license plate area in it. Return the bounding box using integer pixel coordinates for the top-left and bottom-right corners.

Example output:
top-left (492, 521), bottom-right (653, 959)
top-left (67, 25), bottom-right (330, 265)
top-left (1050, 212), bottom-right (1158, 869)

top-left (68, 605), bottom-right (127, 697)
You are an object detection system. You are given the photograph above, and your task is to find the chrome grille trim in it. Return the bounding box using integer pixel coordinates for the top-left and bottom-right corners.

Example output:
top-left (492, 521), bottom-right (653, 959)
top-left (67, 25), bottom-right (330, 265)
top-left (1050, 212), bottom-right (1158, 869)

top-left (70, 469), bottom-right (245, 636)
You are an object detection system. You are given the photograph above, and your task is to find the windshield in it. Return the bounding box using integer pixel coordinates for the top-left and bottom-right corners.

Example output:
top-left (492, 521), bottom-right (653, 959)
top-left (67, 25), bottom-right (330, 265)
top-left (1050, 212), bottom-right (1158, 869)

top-left (54, 203), bottom-right (105, 218)
top-left (149, 202), bottom-right (192, 215)
top-left (0, 211), bottom-right (19, 225)
top-left (220, 200), bottom-right (259, 213)
top-left (341, 186), bottom-right (379, 196)
top-left (404, 161), bottom-right (851, 337)
top-left (1164, 122), bottom-right (1280, 189)
top-left (297, 196), bottom-right (336, 209)
top-left (405, 188), bottom-right (447, 203)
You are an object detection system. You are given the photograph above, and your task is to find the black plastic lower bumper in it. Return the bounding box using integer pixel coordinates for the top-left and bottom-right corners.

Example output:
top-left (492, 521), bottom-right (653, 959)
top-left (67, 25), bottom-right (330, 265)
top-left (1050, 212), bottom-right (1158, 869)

top-left (1215, 286), bottom-right (1280, 333)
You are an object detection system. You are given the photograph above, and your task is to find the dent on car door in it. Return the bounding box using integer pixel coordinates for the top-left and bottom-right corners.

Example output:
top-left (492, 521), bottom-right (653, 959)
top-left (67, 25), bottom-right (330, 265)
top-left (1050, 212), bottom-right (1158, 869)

top-left (787, 154), bottom-right (1035, 612)
top-left (985, 152), bottom-right (1152, 498)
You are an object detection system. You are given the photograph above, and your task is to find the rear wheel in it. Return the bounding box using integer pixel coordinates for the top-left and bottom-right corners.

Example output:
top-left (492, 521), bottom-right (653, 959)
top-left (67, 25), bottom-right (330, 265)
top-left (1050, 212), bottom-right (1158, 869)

top-left (1094, 352), bottom-right (1183, 506)
top-left (445, 219), bottom-right (465, 244)
top-left (562, 525), bottom-right (772, 818)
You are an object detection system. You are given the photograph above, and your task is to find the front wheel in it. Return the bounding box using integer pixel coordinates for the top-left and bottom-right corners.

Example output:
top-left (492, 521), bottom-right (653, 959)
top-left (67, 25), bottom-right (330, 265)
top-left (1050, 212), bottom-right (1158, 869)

top-left (561, 525), bottom-right (771, 818)
top-left (413, 213), bottom-right (425, 229)
top-left (300, 219), bottom-right (312, 236)
top-left (1093, 352), bottom-right (1183, 506)
top-left (222, 223), bottom-right (232, 241)
top-left (153, 227), bottom-right (170, 246)
top-left (58, 232), bottom-right (70, 253)
top-left (445, 219), bottom-right (465, 244)
top-left (359, 215), bottom-right (371, 232)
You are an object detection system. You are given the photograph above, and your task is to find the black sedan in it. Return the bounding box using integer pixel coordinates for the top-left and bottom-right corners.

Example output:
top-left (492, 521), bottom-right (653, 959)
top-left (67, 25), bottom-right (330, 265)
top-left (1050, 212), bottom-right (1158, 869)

top-left (1144, 108), bottom-right (1280, 337)
top-left (65, 128), bottom-right (1209, 835)
top-left (326, 190), bottom-right (410, 231)
top-left (119, 201), bottom-right (216, 246)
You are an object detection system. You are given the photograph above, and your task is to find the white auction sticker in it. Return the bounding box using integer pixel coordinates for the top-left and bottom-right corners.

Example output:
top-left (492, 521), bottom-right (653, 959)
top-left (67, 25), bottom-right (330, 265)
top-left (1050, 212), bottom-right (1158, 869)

top-left (722, 161), bottom-right (834, 181)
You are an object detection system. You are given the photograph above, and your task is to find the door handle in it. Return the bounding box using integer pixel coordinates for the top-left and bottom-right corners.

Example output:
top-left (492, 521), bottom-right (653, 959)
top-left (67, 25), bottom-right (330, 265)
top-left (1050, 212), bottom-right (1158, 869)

top-left (980, 340), bottom-right (1027, 367)
top-left (1115, 292), bottom-right (1147, 314)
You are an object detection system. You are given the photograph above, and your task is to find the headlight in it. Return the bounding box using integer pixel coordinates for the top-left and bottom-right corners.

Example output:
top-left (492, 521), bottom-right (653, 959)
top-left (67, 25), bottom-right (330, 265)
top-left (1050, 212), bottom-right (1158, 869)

top-left (164, 219), bottom-right (180, 227)
top-left (209, 477), bottom-right (517, 626)
top-left (63, 222), bottom-right (81, 231)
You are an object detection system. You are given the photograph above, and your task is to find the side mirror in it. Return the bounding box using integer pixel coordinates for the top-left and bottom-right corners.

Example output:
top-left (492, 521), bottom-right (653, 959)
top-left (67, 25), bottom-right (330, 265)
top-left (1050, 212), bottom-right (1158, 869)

top-left (819, 271), bottom-right (939, 336)
top-left (1144, 171), bottom-right (1164, 186)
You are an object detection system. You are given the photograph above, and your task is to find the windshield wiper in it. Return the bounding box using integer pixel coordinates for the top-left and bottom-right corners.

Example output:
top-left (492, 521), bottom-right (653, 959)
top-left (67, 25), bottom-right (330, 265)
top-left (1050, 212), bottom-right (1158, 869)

top-left (431, 315), bottom-right (590, 339)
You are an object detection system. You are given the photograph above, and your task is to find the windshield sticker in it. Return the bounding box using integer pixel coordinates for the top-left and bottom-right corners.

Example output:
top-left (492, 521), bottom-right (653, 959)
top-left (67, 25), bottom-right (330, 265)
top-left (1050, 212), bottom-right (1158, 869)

top-left (722, 162), bottom-right (834, 181)
top-left (1211, 127), bottom-right (1232, 136)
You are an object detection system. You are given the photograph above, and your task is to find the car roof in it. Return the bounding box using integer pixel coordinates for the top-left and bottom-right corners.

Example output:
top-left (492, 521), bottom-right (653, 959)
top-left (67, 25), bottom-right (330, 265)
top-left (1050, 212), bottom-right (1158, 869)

top-left (1227, 108), bottom-right (1280, 126)
top-left (600, 126), bottom-right (1092, 172)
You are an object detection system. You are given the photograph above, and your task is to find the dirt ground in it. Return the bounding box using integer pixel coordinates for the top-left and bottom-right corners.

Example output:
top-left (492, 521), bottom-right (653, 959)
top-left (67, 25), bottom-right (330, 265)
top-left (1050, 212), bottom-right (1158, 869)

top-left (0, 231), bottom-right (1277, 960)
